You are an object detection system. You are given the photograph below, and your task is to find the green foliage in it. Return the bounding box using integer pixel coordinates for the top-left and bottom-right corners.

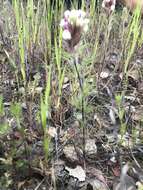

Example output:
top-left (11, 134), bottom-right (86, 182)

top-left (0, 123), bottom-right (10, 135)
top-left (54, 28), bottom-right (66, 100)
top-left (0, 172), bottom-right (12, 189)
top-left (10, 102), bottom-right (22, 128)
top-left (13, 0), bottom-right (26, 81)
top-left (0, 157), bottom-right (13, 189)
top-left (115, 94), bottom-right (126, 138)
top-left (0, 95), bottom-right (4, 116)
top-left (124, 3), bottom-right (142, 73)
top-left (0, 96), bottom-right (10, 135)
top-left (40, 66), bottom-right (51, 160)
top-left (10, 102), bottom-right (22, 120)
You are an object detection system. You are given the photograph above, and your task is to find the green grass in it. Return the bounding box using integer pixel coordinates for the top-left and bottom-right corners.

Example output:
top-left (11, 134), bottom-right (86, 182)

top-left (41, 66), bottom-right (51, 161)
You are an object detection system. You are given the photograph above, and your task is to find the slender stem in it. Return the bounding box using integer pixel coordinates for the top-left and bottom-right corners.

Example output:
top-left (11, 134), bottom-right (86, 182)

top-left (73, 56), bottom-right (86, 168)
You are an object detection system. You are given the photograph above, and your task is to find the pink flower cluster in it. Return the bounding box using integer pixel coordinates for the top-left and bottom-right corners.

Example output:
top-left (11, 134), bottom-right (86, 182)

top-left (60, 9), bottom-right (89, 41)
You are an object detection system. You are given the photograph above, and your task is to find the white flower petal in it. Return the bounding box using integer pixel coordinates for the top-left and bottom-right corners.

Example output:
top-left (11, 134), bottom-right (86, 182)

top-left (60, 19), bottom-right (66, 27)
top-left (83, 18), bottom-right (89, 24)
top-left (83, 24), bottom-right (89, 32)
top-left (76, 17), bottom-right (84, 27)
top-left (62, 30), bottom-right (71, 40)
top-left (64, 10), bottom-right (70, 19)
top-left (77, 10), bottom-right (86, 18)
top-left (70, 9), bottom-right (78, 19)
top-left (111, 4), bottom-right (115, 11)
top-left (102, 2), bottom-right (106, 8)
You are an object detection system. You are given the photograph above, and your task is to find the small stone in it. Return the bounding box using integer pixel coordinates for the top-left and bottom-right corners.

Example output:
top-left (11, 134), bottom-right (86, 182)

top-left (100, 70), bottom-right (109, 79)
top-left (72, 120), bottom-right (80, 128)
top-left (35, 87), bottom-right (43, 94)
top-left (110, 156), bottom-right (117, 163)
top-left (88, 179), bottom-right (109, 190)
top-left (21, 102), bottom-right (27, 109)
top-left (63, 145), bottom-right (78, 163)
top-left (62, 83), bottom-right (70, 89)
top-left (65, 165), bottom-right (86, 182)
top-left (85, 139), bottom-right (97, 158)
top-left (47, 127), bottom-right (57, 138)
top-left (64, 77), bottom-right (69, 84)
top-left (19, 87), bottom-right (25, 94)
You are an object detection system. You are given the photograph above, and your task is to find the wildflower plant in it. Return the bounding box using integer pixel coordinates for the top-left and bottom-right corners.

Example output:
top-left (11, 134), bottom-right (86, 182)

top-left (60, 9), bottom-right (89, 168)
top-left (60, 9), bottom-right (89, 51)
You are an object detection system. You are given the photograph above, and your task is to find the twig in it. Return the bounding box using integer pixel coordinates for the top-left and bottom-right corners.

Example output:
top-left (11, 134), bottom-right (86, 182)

top-left (130, 146), bottom-right (141, 169)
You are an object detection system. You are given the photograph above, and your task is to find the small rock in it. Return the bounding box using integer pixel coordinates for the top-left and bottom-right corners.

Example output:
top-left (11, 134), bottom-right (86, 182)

top-left (106, 134), bottom-right (116, 143)
top-left (128, 69), bottom-right (139, 81)
top-left (132, 106), bottom-right (143, 121)
top-left (64, 77), bottom-right (69, 83)
top-left (63, 145), bottom-right (78, 163)
top-left (35, 87), bottom-right (43, 94)
top-left (65, 165), bottom-right (86, 182)
top-left (3, 102), bottom-right (11, 107)
top-left (47, 127), bottom-right (57, 138)
top-left (19, 87), bottom-right (25, 94)
top-left (100, 70), bottom-right (109, 79)
top-left (85, 139), bottom-right (97, 158)
top-left (109, 108), bottom-right (116, 124)
top-left (110, 156), bottom-right (117, 163)
top-left (21, 102), bottom-right (27, 109)
top-left (72, 120), bottom-right (80, 128)
top-left (62, 83), bottom-right (70, 89)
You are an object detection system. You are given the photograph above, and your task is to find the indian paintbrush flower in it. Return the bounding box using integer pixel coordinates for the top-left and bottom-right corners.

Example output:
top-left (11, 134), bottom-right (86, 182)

top-left (102, 0), bottom-right (143, 14)
top-left (60, 9), bottom-right (89, 51)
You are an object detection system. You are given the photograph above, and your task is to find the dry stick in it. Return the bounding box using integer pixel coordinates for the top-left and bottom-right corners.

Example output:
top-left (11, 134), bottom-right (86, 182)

top-left (73, 56), bottom-right (86, 169)
top-left (34, 178), bottom-right (45, 190)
